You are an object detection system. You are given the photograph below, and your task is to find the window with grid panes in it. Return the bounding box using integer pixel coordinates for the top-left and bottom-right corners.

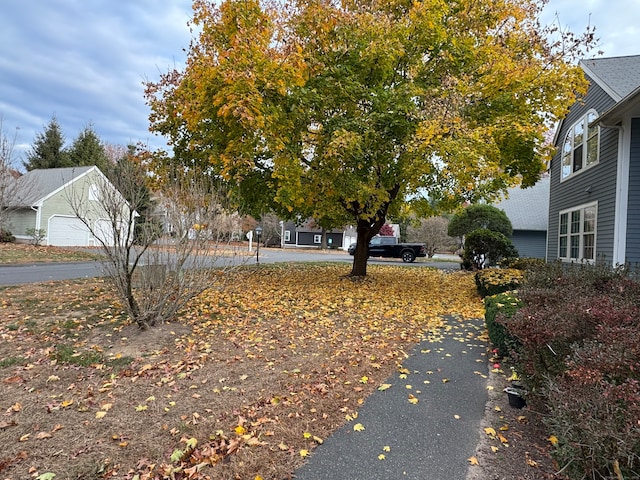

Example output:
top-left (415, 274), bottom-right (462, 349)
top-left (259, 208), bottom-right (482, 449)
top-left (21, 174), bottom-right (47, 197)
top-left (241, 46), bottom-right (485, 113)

top-left (558, 203), bottom-right (597, 262)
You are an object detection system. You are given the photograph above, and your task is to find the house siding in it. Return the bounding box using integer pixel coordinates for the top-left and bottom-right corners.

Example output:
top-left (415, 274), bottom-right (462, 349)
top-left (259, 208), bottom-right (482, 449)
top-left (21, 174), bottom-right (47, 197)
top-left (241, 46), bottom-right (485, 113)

top-left (41, 188), bottom-right (83, 229)
top-left (512, 231), bottom-right (546, 259)
top-left (283, 220), bottom-right (348, 248)
top-left (626, 118), bottom-right (640, 264)
top-left (296, 231), bottom-right (343, 247)
top-left (42, 169), bottom-right (119, 241)
top-left (6, 208), bottom-right (37, 237)
top-left (547, 79), bottom-right (619, 262)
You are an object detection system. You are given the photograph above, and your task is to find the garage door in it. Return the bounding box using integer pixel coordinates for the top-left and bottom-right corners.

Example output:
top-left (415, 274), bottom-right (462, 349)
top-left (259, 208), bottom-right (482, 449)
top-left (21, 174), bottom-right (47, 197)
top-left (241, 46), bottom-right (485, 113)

top-left (48, 216), bottom-right (90, 246)
top-left (94, 219), bottom-right (115, 246)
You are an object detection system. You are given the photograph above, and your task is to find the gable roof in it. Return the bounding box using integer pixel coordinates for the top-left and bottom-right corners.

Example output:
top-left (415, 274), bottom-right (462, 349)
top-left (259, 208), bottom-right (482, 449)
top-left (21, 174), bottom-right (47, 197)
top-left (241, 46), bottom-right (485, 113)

top-left (554, 55), bottom-right (640, 144)
top-left (581, 55), bottom-right (640, 102)
top-left (494, 176), bottom-right (549, 232)
top-left (7, 166), bottom-right (96, 207)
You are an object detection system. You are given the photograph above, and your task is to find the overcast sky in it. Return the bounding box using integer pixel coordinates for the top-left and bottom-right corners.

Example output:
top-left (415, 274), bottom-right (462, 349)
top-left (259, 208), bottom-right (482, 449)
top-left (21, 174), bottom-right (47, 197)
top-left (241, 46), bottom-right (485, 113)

top-left (1, 1), bottom-right (638, 169)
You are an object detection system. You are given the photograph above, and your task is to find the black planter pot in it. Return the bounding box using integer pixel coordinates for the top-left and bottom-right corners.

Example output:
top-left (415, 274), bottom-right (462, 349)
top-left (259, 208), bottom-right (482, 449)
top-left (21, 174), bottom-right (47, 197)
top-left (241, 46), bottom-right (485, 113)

top-left (504, 386), bottom-right (527, 409)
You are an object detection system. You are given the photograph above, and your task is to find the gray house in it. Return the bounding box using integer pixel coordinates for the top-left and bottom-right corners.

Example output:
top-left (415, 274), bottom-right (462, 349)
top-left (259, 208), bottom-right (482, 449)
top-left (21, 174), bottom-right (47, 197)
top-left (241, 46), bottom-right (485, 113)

top-left (4, 166), bottom-right (129, 246)
top-left (494, 176), bottom-right (549, 259)
top-left (282, 219), bottom-right (350, 249)
top-left (547, 54), bottom-right (640, 265)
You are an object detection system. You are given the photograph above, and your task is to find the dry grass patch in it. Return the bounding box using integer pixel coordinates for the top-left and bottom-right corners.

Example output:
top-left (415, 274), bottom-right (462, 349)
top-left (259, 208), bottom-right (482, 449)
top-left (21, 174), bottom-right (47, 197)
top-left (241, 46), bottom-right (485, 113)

top-left (0, 264), bottom-right (483, 479)
top-left (0, 243), bottom-right (100, 264)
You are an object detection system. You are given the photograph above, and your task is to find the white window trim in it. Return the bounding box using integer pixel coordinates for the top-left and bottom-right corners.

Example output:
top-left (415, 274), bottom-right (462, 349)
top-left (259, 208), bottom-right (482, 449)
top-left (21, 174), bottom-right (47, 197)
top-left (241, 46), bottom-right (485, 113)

top-left (313, 234), bottom-right (322, 244)
top-left (560, 109), bottom-right (600, 182)
top-left (284, 230), bottom-right (291, 242)
top-left (558, 201), bottom-right (598, 263)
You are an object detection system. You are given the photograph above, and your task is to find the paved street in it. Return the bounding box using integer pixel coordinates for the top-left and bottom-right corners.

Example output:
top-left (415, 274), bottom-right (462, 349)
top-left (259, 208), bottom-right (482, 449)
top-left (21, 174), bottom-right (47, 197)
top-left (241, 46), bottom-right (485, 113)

top-left (0, 248), bottom-right (460, 286)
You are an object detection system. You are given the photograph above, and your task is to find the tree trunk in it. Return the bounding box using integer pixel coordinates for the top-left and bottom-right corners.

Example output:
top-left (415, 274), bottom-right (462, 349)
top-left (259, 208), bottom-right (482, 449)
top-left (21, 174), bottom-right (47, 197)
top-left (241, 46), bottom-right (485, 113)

top-left (346, 184), bottom-right (399, 277)
top-left (349, 218), bottom-right (384, 277)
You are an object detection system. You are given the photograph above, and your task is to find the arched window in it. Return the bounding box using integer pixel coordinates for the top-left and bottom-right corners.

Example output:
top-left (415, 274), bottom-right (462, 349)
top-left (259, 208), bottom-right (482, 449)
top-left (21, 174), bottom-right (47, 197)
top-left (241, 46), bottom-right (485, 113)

top-left (561, 110), bottom-right (599, 180)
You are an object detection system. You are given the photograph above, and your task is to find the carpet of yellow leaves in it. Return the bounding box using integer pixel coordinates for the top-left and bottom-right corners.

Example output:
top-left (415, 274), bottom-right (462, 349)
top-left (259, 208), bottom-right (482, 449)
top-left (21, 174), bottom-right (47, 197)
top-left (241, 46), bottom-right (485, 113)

top-left (181, 264), bottom-right (484, 372)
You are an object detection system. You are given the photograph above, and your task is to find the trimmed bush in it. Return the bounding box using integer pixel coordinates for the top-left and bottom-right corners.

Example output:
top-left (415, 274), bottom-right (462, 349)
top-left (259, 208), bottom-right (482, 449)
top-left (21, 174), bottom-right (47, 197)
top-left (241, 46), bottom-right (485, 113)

top-left (546, 374), bottom-right (640, 479)
top-left (484, 292), bottom-right (522, 358)
top-left (545, 302), bottom-right (640, 478)
top-left (475, 268), bottom-right (523, 297)
top-left (498, 262), bottom-right (640, 478)
top-left (504, 294), bottom-right (600, 392)
top-left (0, 229), bottom-right (15, 243)
top-left (500, 257), bottom-right (546, 271)
top-left (462, 228), bottom-right (518, 270)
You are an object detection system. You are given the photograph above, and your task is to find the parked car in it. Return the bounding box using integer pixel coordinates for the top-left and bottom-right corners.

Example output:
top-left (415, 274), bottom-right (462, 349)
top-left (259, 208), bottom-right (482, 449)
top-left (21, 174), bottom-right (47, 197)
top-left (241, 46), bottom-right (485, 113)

top-left (348, 236), bottom-right (427, 263)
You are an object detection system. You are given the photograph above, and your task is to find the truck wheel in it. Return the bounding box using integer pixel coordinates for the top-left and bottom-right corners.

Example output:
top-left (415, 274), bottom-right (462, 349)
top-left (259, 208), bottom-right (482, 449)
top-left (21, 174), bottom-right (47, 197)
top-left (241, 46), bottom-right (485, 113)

top-left (401, 250), bottom-right (416, 263)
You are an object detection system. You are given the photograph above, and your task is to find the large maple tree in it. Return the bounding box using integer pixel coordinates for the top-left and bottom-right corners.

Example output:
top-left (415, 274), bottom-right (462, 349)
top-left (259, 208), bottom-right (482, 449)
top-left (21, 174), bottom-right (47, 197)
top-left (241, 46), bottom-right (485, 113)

top-left (146, 0), bottom-right (595, 276)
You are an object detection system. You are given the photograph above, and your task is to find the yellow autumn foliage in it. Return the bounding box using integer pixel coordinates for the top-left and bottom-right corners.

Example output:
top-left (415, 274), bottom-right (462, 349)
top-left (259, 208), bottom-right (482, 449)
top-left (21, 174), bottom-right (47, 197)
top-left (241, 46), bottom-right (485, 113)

top-left (181, 265), bottom-right (484, 364)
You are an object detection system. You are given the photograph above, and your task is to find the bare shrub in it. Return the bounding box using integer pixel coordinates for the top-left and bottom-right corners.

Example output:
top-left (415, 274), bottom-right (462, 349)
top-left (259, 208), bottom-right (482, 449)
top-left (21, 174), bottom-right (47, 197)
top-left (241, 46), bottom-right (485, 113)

top-left (66, 160), bottom-right (244, 329)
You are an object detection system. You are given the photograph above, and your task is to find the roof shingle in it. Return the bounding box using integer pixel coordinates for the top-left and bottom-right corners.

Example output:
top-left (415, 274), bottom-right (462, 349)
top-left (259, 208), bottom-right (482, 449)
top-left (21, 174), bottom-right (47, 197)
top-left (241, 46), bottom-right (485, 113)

top-left (7, 166), bottom-right (94, 207)
top-left (493, 176), bottom-right (549, 232)
top-left (581, 55), bottom-right (640, 101)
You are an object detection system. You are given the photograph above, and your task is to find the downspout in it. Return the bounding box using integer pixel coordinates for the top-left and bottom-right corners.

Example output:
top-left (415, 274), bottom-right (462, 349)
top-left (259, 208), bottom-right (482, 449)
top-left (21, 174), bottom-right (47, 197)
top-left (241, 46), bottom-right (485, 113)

top-left (30, 204), bottom-right (42, 231)
top-left (600, 122), bottom-right (628, 266)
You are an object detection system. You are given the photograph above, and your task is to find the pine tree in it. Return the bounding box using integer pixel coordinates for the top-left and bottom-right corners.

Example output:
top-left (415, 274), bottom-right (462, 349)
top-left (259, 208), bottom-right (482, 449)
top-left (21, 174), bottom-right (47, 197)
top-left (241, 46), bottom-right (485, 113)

top-left (67, 124), bottom-right (109, 171)
top-left (23, 116), bottom-right (71, 170)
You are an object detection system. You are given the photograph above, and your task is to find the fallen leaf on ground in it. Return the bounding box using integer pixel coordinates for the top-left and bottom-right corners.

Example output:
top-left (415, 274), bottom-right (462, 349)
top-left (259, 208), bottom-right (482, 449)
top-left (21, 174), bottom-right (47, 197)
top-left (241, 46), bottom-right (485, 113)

top-left (525, 453), bottom-right (538, 467)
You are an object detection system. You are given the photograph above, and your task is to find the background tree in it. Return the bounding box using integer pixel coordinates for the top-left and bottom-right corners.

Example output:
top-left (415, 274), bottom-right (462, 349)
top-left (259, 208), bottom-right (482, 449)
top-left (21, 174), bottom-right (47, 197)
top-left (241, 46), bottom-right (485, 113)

top-left (448, 204), bottom-right (514, 248)
top-left (0, 118), bottom-right (22, 233)
top-left (67, 124), bottom-right (110, 171)
top-left (448, 204), bottom-right (517, 269)
top-left (146, 0), bottom-right (596, 277)
top-left (105, 144), bottom-right (162, 245)
top-left (257, 212), bottom-right (283, 247)
top-left (23, 116), bottom-right (70, 170)
top-left (407, 216), bottom-right (456, 258)
top-left (378, 224), bottom-right (395, 237)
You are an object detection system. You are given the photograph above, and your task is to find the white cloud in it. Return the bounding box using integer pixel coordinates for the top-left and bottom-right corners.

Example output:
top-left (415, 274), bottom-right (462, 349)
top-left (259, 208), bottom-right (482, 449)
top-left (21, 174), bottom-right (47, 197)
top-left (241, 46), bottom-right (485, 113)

top-left (0, 0), bottom-right (192, 165)
top-left (1, 0), bottom-right (638, 169)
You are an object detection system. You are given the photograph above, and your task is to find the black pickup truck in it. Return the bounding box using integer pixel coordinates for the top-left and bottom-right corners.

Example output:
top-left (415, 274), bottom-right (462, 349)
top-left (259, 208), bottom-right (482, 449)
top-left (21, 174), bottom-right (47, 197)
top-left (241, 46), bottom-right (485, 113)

top-left (348, 236), bottom-right (427, 263)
